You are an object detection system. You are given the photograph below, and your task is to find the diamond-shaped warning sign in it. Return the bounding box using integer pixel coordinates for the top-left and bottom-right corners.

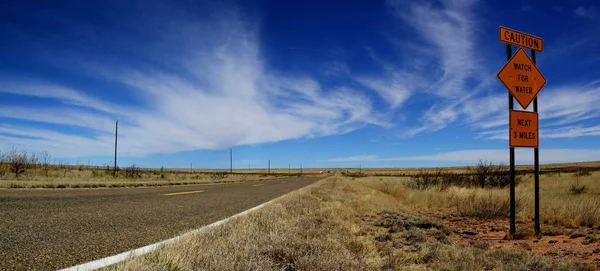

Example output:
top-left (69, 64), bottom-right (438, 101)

top-left (497, 48), bottom-right (547, 109)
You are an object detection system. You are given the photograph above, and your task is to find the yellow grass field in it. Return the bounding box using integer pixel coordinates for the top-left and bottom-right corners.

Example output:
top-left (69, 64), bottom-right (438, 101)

top-left (359, 171), bottom-right (600, 229)
top-left (0, 167), bottom-right (306, 188)
top-left (107, 175), bottom-right (592, 270)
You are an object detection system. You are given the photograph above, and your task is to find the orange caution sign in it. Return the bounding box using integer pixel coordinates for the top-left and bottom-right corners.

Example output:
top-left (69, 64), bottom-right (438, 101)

top-left (509, 110), bottom-right (538, 148)
top-left (499, 26), bottom-right (543, 52)
top-left (497, 48), bottom-right (546, 109)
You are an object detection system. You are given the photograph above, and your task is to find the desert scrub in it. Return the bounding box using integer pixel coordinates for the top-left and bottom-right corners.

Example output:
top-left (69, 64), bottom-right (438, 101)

top-left (360, 171), bottom-right (600, 228)
top-left (106, 176), bottom-right (591, 271)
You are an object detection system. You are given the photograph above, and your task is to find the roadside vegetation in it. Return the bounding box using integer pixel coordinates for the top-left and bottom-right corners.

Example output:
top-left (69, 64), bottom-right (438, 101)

top-left (0, 149), bottom-right (313, 188)
top-left (106, 176), bottom-right (592, 270)
top-left (359, 165), bottom-right (600, 229)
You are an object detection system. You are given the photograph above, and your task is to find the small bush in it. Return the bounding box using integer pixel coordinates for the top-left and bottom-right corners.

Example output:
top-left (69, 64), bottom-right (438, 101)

top-left (0, 151), bottom-right (7, 177)
top-left (39, 151), bottom-right (51, 177)
top-left (405, 168), bottom-right (459, 190)
top-left (542, 225), bottom-right (565, 236)
top-left (123, 165), bottom-right (142, 179)
top-left (211, 171), bottom-right (228, 180)
top-left (570, 169), bottom-right (588, 195)
top-left (575, 167), bottom-right (592, 177)
top-left (7, 148), bottom-right (28, 177)
top-left (104, 164), bottom-right (112, 174)
top-left (570, 184), bottom-right (588, 195)
top-left (455, 192), bottom-right (511, 219)
top-left (91, 168), bottom-right (102, 178)
top-left (473, 160), bottom-right (515, 188)
top-left (577, 201), bottom-right (600, 227)
top-left (474, 160), bottom-right (493, 188)
top-left (569, 229), bottom-right (586, 239)
top-left (341, 170), bottom-right (367, 178)
top-left (405, 162), bottom-right (519, 190)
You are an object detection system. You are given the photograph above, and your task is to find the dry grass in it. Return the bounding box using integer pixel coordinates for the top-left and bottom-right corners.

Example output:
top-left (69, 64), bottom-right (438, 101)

top-left (106, 176), bottom-right (591, 270)
top-left (0, 149), bottom-right (324, 188)
top-left (360, 171), bottom-right (600, 228)
top-left (0, 168), bottom-right (291, 188)
top-left (343, 161), bottom-right (600, 177)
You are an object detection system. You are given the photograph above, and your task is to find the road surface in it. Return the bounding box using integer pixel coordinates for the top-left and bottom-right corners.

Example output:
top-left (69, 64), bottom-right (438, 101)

top-left (0, 176), bottom-right (324, 270)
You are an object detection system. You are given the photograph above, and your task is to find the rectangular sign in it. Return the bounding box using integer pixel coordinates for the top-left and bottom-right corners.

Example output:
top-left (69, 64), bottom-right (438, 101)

top-left (499, 26), bottom-right (543, 52)
top-left (509, 110), bottom-right (538, 148)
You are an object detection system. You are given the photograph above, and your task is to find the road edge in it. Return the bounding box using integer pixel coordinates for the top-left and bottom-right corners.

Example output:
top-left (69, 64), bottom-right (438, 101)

top-left (58, 175), bottom-right (331, 271)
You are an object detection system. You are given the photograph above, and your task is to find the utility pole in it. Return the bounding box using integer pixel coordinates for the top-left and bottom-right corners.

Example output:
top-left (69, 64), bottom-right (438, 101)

top-left (114, 120), bottom-right (118, 177)
top-left (268, 159), bottom-right (270, 175)
top-left (190, 162), bottom-right (193, 174)
top-left (230, 149), bottom-right (233, 173)
top-left (300, 164), bottom-right (302, 174)
top-left (289, 164), bottom-right (291, 174)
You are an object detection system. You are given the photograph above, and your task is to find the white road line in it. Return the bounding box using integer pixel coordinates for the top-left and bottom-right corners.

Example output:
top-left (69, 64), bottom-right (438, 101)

top-left (58, 195), bottom-right (284, 271)
top-left (163, 190), bottom-right (204, 196)
top-left (251, 184), bottom-right (264, 187)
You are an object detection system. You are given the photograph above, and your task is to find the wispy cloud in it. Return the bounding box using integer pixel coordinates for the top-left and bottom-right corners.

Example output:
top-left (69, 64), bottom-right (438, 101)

top-left (0, 7), bottom-right (390, 157)
top-left (0, 107), bottom-right (115, 133)
top-left (382, 0), bottom-right (490, 136)
top-left (574, 6), bottom-right (598, 19)
top-left (325, 148), bottom-right (600, 164)
top-left (520, 5), bottom-right (532, 12)
top-left (381, 1), bottom-right (600, 140)
top-left (389, 0), bottom-right (480, 98)
top-left (474, 83), bottom-right (600, 140)
top-left (0, 125), bottom-right (113, 157)
top-left (542, 125), bottom-right (600, 138)
top-left (323, 155), bottom-right (379, 162)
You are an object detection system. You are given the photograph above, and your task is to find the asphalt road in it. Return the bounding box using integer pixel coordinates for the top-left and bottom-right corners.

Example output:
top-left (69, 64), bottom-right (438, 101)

top-left (0, 176), bottom-right (324, 270)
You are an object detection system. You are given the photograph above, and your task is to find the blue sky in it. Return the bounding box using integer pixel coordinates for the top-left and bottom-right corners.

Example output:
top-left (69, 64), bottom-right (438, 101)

top-left (1, 0), bottom-right (600, 169)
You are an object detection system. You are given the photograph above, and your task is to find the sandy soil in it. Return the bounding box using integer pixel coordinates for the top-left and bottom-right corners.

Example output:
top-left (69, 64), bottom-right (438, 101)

top-left (424, 211), bottom-right (600, 269)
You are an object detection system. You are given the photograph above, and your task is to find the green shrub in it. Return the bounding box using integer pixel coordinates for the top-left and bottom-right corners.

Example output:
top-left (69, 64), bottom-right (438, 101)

top-left (570, 184), bottom-right (588, 195)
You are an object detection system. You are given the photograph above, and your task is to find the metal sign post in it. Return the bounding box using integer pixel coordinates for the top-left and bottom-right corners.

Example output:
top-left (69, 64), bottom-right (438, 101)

top-left (498, 26), bottom-right (545, 238)
top-left (532, 50), bottom-right (541, 237)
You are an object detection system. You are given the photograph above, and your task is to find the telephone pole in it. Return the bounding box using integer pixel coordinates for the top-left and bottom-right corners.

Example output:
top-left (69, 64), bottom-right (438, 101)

top-left (114, 120), bottom-right (118, 177)
top-left (229, 149), bottom-right (233, 173)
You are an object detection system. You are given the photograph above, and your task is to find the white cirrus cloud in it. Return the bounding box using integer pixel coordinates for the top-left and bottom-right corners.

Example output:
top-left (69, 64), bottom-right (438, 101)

top-left (325, 148), bottom-right (600, 165)
top-left (0, 8), bottom-right (391, 157)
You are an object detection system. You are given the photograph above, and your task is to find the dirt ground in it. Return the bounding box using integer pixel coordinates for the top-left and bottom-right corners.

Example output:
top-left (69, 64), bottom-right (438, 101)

top-left (424, 211), bottom-right (600, 269)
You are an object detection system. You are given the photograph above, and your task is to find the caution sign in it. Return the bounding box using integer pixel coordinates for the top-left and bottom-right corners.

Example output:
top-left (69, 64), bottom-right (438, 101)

top-left (499, 26), bottom-right (543, 52)
top-left (497, 48), bottom-right (546, 109)
top-left (509, 110), bottom-right (538, 148)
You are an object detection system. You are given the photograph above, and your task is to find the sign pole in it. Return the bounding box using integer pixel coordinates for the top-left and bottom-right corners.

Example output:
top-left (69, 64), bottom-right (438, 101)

top-left (114, 120), bottom-right (118, 177)
top-left (506, 43), bottom-right (516, 237)
top-left (532, 49), bottom-right (541, 237)
top-left (499, 26), bottom-right (545, 239)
